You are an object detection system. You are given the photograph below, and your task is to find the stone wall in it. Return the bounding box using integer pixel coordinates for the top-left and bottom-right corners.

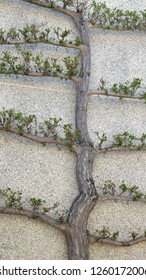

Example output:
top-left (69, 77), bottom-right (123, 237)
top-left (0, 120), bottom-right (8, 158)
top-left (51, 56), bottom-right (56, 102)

top-left (0, 0), bottom-right (146, 259)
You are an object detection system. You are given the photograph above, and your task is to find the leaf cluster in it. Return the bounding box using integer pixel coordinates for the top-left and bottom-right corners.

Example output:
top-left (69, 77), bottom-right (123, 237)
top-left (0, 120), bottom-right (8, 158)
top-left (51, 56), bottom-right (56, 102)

top-left (39, 117), bottom-right (62, 138)
top-left (89, 1), bottom-right (146, 29)
top-left (46, 0), bottom-right (87, 13)
top-left (0, 48), bottom-right (80, 78)
top-left (0, 108), bottom-right (36, 134)
top-left (102, 180), bottom-right (145, 201)
top-left (111, 78), bottom-right (142, 96)
top-left (98, 78), bottom-right (146, 99)
top-left (96, 226), bottom-right (119, 241)
top-left (63, 55), bottom-right (80, 77)
top-left (0, 24), bottom-right (81, 46)
top-left (94, 131), bottom-right (107, 149)
top-left (129, 231), bottom-right (139, 240)
top-left (95, 131), bottom-right (146, 150)
top-left (0, 188), bottom-right (23, 209)
top-left (63, 123), bottom-right (81, 144)
top-left (112, 132), bottom-right (146, 149)
top-left (29, 198), bottom-right (59, 213)
top-left (0, 108), bottom-right (81, 145)
top-left (0, 184), bottom-right (68, 223)
top-left (94, 226), bottom-right (146, 241)
top-left (0, 187), bottom-right (59, 216)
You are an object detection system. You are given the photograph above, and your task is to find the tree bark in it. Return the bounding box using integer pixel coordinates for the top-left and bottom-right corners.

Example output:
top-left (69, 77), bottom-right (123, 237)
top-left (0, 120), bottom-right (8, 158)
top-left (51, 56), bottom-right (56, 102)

top-left (66, 147), bottom-right (98, 259)
top-left (74, 14), bottom-right (91, 143)
top-left (63, 13), bottom-right (98, 260)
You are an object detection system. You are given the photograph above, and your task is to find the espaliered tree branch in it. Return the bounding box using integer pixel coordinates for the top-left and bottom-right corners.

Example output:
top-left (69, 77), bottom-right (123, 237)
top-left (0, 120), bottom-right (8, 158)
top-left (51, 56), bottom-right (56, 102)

top-left (0, 208), bottom-right (67, 231)
top-left (89, 234), bottom-right (146, 246)
top-left (0, 71), bottom-right (79, 83)
top-left (22, 0), bottom-right (77, 17)
top-left (0, 49), bottom-right (80, 82)
top-left (95, 131), bottom-right (146, 151)
top-left (0, 39), bottom-right (82, 51)
top-left (89, 24), bottom-right (146, 31)
top-left (97, 146), bottom-right (146, 156)
top-left (0, 109), bottom-right (81, 154)
top-left (87, 78), bottom-right (146, 102)
top-left (90, 24), bottom-right (146, 31)
top-left (22, 0), bottom-right (146, 31)
top-left (88, 90), bottom-right (146, 101)
top-left (0, 187), bottom-right (68, 231)
top-left (0, 25), bottom-right (83, 50)
top-left (88, 1), bottom-right (146, 31)
top-left (98, 180), bottom-right (146, 202)
top-left (22, 0), bottom-right (90, 15)
top-left (88, 179), bottom-right (146, 245)
top-left (99, 195), bottom-right (146, 204)
top-left (88, 213), bottom-right (146, 246)
top-left (95, 131), bottom-right (146, 152)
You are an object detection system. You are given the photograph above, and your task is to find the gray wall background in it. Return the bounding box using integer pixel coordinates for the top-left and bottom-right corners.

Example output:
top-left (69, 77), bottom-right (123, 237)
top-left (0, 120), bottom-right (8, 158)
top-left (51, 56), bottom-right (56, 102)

top-left (0, 0), bottom-right (146, 259)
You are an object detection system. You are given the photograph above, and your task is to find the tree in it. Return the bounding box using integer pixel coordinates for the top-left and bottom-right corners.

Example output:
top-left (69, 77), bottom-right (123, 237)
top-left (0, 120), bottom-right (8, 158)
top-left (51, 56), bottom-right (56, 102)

top-left (0, 0), bottom-right (146, 260)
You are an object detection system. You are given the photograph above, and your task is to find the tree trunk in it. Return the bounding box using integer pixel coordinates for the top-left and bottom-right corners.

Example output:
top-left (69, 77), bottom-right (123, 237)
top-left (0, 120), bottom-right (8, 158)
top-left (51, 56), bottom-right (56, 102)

top-left (66, 147), bottom-right (98, 259)
top-left (63, 13), bottom-right (98, 260)
top-left (74, 13), bottom-right (91, 143)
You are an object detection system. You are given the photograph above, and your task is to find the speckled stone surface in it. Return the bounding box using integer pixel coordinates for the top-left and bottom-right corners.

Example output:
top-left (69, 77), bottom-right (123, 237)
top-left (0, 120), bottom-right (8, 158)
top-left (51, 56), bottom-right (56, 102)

top-left (0, 0), bottom-right (146, 259)
top-left (0, 215), bottom-right (68, 259)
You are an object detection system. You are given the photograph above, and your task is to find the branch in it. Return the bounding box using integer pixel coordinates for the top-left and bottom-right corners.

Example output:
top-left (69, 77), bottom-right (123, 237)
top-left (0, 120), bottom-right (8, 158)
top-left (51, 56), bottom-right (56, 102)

top-left (0, 127), bottom-right (80, 154)
top-left (0, 39), bottom-right (83, 51)
top-left (22, 0), bottom-right (76, 18)
top-left (98, 195), bottom-right (146, 204)
top-left (96, 146), bottom-right (146, 154)
top-left (0, 207), bottom-right (67, 232)
top-left (89, 234), bottom-right (146, 246)
top-left (87, 90), bottom-right (143, 101)
top-left (89, 23), bottom-right (146, 32)
top-left (0, 71), bottom-right (80, 83)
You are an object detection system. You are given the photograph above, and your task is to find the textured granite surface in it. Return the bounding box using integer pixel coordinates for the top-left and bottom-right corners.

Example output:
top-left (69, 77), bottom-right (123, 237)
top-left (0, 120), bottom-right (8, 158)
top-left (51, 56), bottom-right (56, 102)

top-left (0, 0), bottom-right (146, 259)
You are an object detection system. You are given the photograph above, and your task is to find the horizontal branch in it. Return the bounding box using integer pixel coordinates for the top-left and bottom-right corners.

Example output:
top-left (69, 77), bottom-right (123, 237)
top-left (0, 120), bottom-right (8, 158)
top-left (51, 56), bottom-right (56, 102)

top-left (98, 195), bottom-right (146, 204)
top-left (0, 39), bottom-right (83, 51)
top-left (22, 0), bottom-right (76, 18)
top-left (0, 127), bottom-right (80, 154)
top-left (0, 207), bottom-right (67, 231)
top-left (96, 146), bottom-right (146, 154)
top-left (87, 90), bottom-right (143, 101)
top-left (89, 234), bottom-right (146, 246)
top-left (89, 23), bottom-right (146, 32)
top-left (0, 71), bottom-right (80, 83)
